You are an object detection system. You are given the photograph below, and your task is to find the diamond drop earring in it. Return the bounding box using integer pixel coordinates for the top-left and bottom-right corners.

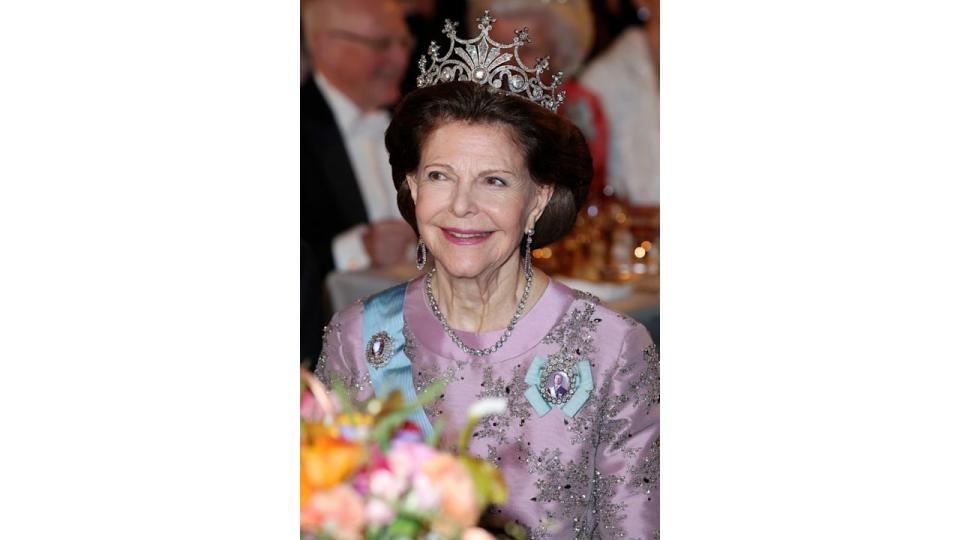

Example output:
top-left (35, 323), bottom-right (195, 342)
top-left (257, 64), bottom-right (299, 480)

top-left (523, 228), bottom-right (534, 276)
top-left (416, 237), bottom-right (428, 271)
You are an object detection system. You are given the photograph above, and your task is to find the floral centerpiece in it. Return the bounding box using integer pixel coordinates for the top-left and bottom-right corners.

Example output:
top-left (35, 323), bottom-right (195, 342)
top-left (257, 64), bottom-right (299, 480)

top-left (300, 368), bottom-right (510, 540)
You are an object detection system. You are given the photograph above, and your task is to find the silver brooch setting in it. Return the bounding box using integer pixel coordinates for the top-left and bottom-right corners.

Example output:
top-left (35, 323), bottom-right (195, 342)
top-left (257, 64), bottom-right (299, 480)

top-left (366, 331), bottom-right (395, 369)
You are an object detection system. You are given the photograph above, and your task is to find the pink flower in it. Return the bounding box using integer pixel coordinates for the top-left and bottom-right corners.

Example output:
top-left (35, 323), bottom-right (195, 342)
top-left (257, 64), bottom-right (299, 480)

top-left (404, 472), bottom-right (442, 513)
top-left (369, 468), bottom-right (407, 501)
top-left (368, 446), bottom-right (390, 471)
top-left (300, 390), bottom-right (324, 421)
top-left (421, 454), bottom-right (480, 534)
top-left (461, 527), bottom-right (497, 540)
top-left (351, 469), bottom-right (370, 497)
top-left (300, 484), bottom-right (365, 540)
top-left (387, 440), bottom-right (437, 480)
top-left (364, 498), bottom-right (395, 527)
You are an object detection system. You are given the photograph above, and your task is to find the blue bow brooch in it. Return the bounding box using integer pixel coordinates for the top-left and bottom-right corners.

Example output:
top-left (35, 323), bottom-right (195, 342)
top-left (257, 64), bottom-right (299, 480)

top-left (524, 354), bottom-right (594, 417)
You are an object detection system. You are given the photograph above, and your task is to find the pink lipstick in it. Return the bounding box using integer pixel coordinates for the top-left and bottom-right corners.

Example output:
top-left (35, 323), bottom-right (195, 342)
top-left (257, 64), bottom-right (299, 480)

top-left (441, 227), bottom-right (493, 245)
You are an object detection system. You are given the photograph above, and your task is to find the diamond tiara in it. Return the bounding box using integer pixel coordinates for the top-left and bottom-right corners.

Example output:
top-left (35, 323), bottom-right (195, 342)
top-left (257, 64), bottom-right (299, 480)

top-left (415, 10), bottom-right (566, 113)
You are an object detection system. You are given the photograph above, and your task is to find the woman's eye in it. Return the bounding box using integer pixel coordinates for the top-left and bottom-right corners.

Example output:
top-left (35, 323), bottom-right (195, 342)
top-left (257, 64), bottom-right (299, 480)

top-left (426, 171), bottom-right (444, 181)
top-left (486, 176), bottom-right (507, 187)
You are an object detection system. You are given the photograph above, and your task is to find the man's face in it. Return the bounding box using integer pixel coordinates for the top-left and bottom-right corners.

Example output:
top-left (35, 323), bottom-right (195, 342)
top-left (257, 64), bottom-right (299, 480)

top-left (311, 1), bottom-right (413, 111)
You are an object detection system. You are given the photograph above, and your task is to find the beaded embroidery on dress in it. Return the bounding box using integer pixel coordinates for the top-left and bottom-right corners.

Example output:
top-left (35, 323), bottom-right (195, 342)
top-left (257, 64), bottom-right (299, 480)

top-left (319, 277), bottom-right (660, 538)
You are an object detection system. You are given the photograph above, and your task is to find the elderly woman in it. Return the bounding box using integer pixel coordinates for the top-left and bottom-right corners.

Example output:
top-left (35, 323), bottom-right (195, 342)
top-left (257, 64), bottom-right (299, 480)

top-left (317, 13), bottom-right (658, 539)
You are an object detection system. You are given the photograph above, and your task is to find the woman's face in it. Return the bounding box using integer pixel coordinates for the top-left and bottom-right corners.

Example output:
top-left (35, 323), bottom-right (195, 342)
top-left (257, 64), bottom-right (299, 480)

top-left (408, 121), bottom-right (553, 280)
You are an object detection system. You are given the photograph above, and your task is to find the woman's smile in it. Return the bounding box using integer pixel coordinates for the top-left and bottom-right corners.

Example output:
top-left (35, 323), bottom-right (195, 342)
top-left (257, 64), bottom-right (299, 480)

top-left (441, 227), bottom-right (494, 245)
top-left (407, 121), bottom-right (549, 278)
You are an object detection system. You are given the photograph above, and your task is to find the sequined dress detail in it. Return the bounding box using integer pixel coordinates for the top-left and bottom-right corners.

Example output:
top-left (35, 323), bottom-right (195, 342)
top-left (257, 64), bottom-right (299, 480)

top-left (317, 275), bottom-right (659, 539)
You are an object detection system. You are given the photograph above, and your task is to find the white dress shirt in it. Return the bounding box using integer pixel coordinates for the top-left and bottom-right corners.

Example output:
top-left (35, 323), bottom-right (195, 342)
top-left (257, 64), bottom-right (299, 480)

top-left (314, 73), bottom-right (402, 270)
top-left (581, 28), bottom-right (660, 205)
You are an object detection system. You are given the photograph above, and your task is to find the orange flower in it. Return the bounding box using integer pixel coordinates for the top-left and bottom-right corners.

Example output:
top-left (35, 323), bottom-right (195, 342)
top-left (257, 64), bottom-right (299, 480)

top-left (300, 465), bottom-right (312, 508)
top-left (421, 454), bottom-right (480, 535)
top-left (301, 413), bottom-right (374, 444)
top-left (300, 436), bottom-right (366, 495)
top-left (301, 484), bottom-right (365, 539)
top-left (302, 421), bottom-right (340, 442)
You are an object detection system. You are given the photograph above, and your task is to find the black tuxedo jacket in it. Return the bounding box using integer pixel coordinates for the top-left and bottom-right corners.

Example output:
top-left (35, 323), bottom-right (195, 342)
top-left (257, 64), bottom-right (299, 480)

top-left (301, 77), bottom-right (370, 362)
top-left (301, 76), bottom-right (370, 279)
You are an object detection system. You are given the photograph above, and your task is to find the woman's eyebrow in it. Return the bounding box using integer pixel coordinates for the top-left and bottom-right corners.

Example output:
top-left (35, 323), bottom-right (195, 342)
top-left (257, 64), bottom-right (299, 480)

top-left (477, 169), bottom-right (516, 177)
top-left (421, 162), bottom-right (454, 170)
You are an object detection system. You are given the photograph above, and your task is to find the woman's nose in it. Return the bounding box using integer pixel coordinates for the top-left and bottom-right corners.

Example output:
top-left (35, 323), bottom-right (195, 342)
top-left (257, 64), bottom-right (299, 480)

top-left (450, 182), bottom-right (477, 217)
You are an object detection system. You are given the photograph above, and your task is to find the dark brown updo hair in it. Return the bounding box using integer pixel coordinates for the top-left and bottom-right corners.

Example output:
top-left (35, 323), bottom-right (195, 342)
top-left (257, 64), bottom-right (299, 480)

top-left (385, 81), bottom-right (592, 250)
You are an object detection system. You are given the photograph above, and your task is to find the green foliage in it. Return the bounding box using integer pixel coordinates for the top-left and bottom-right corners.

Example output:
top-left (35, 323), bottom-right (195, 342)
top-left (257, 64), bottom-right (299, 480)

top-left (329, 377), bottom-right (355, 417)
top-left (370, 380), bottom-right (448, 451)
top-left (385, 513), bottom-right (421, 538)
top-left (503, 520), bottom-right (530, 540)
top-left (461, 456), bottom-right (508, 509)
top-left (426, 418), bottom-right (446, 447)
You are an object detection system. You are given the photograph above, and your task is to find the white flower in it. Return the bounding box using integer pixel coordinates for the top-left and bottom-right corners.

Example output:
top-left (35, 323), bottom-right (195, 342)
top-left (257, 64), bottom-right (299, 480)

top-left (369, 469), bottom-right (407, 501)
top-left (468, 397), bottom-right (507, 420)
top-left (404, 472), bottom-right (442, 513)
top-left (365, 498), bottom-right (395, 526)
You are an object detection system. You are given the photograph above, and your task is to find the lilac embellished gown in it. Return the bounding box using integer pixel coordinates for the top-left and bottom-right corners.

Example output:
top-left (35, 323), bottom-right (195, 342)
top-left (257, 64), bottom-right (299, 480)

top-left (317, 275), bottom-right (660, 539)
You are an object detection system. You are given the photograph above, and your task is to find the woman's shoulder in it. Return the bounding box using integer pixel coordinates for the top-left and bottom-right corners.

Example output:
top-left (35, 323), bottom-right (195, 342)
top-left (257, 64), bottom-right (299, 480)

top-left (549, 279), bottom-right (654, 345)
top-left (329, 297), bottom-right (365, 329)
top-left (330, 278), bottom-right (417, 326)
top-left (545, 280), bottom-right (658, 407)
top-left (324, 295), bottom-right (367, 360)
top-left (328, 278), bottom-right (424, 344)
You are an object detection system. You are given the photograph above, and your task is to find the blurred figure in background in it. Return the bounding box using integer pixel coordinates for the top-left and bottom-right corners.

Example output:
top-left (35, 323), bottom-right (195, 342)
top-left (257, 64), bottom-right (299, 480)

top-left (396, 0), bottom-right (468, 95)
top-left (468, 0), bottom-right (593, 79)
top-left (301, 240), bottom-right (322, 365)
top-left (581, 0), bottom-right (659, 204)
top-left (301, 0), bottom-right (415, 362)
top-left (467, 0), bottom-right (659, 205)
top-left (301, 25), bottom-right (310, 84)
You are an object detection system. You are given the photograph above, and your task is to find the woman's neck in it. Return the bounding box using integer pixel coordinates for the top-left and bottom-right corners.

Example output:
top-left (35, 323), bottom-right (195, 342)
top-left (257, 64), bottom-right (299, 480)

top-left (431, 259), bottom-right (549, 333)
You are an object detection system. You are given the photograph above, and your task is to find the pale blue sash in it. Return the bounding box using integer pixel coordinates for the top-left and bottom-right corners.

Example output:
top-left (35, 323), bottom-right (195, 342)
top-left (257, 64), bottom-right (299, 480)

top-left (362, 282), bottom-right (433, 439)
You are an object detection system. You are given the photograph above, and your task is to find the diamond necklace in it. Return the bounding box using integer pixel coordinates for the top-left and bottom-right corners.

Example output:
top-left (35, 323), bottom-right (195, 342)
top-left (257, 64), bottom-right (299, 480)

top-left (424, 265), bottom-right (533, 357)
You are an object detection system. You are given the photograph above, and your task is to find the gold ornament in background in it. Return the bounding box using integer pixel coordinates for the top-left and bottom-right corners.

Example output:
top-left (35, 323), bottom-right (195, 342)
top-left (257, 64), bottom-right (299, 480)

top-left (533, 190), bottom-right (659, 292)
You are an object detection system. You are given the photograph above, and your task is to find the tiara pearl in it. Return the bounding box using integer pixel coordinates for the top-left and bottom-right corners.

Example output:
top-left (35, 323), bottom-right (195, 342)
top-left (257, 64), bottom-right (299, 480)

top-left (416, 10), bottom-right (566, 113)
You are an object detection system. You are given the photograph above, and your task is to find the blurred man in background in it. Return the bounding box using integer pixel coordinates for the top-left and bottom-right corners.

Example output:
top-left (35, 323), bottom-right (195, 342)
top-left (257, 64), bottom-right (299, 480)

top-left (581, 0), bottom-right (659, 205)
top-left (301, 0), bottom-right (414, 363)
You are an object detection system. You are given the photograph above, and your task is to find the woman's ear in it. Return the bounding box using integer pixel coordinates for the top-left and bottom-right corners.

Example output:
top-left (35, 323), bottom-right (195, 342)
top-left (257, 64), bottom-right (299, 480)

top-left (406, 174), bottom-right (418, 204)
top-left (529, 183), bottom-right (554, 229)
